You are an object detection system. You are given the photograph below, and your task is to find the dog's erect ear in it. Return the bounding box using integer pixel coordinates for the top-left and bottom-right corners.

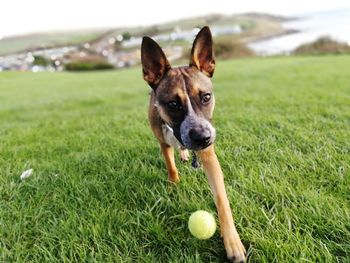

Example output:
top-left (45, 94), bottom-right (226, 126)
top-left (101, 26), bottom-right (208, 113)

top-left (141, 37), bottom-right (171, 89)
top-left (189, 26), bottom-right (215, 78)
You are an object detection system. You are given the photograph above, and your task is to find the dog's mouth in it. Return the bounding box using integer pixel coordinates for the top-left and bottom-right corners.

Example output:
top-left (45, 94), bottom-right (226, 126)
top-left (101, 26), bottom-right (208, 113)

top-left (188, 141), bottom-right (213, 151)
top-left (183, 135), bottom-right (215, 151)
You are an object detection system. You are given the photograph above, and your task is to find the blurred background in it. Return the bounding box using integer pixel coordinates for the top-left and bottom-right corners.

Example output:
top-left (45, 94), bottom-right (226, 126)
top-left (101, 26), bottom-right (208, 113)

top-left (0, 0), bottom-right (349, 72)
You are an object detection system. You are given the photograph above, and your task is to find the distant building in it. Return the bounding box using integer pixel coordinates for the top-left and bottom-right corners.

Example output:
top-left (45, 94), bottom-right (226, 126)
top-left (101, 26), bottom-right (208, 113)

top-left (122, 25), bottom-right (242, 48)
top-left (0, 46), bottom-right (77, 71)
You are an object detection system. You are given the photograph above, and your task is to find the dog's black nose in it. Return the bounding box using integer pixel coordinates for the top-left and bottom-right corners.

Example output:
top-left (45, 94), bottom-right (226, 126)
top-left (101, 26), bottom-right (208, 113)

top-left (189, 128), bottom-right (211, 147)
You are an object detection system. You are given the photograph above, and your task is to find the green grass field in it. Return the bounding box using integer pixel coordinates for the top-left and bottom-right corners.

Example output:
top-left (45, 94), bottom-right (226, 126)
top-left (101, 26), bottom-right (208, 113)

top-left (1, 55), bottom-right (349, 262)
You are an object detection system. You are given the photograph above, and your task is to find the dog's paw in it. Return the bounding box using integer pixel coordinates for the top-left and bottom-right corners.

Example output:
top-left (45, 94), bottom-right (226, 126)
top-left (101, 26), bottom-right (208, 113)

top-left (224, 235), bottom-right (246, 263)
top-left (167, 168), bottom-right (180, 183)
top-left (168, 172), bottom-right (180, 184)
top-left (180, 149), bottom-right (189, 162)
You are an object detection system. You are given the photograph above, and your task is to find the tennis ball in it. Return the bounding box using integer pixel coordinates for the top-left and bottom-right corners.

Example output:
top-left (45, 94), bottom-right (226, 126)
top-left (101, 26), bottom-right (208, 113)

top-left (188, 210), bottom-right (216, 239)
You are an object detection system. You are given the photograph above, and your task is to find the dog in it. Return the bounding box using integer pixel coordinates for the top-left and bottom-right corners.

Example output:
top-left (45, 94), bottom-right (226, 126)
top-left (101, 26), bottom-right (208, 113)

top-left (141, 26), bottom-right (246, 262)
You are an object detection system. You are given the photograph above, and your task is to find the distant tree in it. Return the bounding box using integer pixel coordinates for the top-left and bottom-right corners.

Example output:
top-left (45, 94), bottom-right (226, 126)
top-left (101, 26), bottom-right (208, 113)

top-left (65, 61), bottom-right (114, 71)
top-left (122, 32), bottom-right (132, 41)
top-left (33, 55), bottom-right (49, 66)
top-left (294, 36), bottom-right (350, 55)
top-left (214, 39), bottom-right (255, 59)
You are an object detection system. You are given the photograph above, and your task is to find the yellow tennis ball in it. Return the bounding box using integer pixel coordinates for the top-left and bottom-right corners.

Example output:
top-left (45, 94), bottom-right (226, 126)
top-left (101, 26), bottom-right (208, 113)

top-left (188, 210), bottom-right (216, 239)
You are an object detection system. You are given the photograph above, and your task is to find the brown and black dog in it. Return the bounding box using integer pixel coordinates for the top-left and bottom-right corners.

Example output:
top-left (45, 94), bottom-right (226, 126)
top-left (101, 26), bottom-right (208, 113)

top-left (141, 26), bottom-right (246, 262)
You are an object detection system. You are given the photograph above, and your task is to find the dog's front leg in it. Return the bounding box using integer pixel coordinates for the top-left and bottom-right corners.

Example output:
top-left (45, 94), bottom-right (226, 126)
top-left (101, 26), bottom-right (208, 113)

top-left (198, 145), bottom-right (246, 263)
top-left (160, 142), bottom-right (180, 183)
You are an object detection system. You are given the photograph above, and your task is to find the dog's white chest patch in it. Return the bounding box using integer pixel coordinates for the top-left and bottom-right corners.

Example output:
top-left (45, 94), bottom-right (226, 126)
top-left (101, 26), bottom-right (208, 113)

top-left (162, 124), bottom-right (182, 149)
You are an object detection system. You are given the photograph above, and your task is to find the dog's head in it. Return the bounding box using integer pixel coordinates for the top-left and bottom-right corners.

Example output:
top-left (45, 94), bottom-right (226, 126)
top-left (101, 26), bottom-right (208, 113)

top-left (141, 26), bottom-right (216, 151)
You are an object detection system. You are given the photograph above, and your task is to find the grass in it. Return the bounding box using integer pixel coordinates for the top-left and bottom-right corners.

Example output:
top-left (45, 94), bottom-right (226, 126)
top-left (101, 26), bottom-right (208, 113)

top-left (0, 55), bottom-right (350, 262)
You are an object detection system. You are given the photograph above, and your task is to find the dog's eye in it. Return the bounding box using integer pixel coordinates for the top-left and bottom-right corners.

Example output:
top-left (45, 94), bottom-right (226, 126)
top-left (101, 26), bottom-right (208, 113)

top-left (167, 101), bottom-right (181, 110)
top-left (202, 93), bottom-right (211, 104)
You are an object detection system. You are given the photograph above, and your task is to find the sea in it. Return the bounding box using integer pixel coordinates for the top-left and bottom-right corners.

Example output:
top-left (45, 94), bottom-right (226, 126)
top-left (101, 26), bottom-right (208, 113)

top-left (248, 8), bottom-right (350, 55)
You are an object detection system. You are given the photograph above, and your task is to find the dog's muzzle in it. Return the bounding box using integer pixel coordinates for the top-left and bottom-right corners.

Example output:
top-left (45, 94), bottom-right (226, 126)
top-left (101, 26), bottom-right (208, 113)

top-left (180, 116), bottom-right (216, 151)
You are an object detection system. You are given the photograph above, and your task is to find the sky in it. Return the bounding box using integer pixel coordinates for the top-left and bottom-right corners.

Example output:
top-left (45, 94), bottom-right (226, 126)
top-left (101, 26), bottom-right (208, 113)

top-left (1, 0), bottom-right (350, 38)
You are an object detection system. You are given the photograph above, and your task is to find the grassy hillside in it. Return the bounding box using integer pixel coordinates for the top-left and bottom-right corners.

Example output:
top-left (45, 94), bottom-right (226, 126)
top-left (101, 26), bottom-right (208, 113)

top-left (0, 30), bottom-right (105, 55)
top-left (0, 55), bottom-right (349, 262)
top-left (0, 13), bottom-right (289, 55)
